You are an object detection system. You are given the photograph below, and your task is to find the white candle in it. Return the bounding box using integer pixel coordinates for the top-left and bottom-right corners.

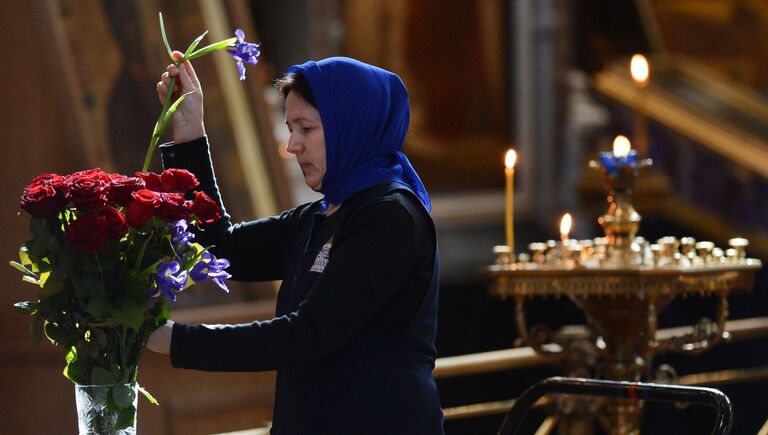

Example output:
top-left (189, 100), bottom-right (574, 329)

top-left (505, 149), bottom-right (517, 251)
top-left (630, 54), bottom-right (650, 157)
top-left (560, 213), bottom-right (572, 243)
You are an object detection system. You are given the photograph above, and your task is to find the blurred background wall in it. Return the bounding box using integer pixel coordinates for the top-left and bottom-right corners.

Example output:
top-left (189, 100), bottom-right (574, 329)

top-left (1, 0), bottom-right (767, 434)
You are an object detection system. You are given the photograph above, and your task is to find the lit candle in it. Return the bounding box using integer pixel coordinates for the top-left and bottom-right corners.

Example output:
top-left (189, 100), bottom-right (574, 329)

top-left (630, 54), bottom-right (650, 87)
top-left (630, 54), bottom-right (650, 157)
top-left (613, 134), bottom-right (632, 157)
top-left (560, 213), bottom-right (572, 243)
top-left (599, 135), bottom-right (638, 175)
top-left (505, 149), bottom-right (517, 251)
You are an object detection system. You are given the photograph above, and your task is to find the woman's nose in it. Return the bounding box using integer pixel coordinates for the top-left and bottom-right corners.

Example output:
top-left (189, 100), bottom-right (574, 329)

top-left (286, 136), bottom-right (301, 155)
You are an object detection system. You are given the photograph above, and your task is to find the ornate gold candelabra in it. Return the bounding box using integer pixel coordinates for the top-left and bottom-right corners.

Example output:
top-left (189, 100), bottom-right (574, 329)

top-left (485, 153), bottom-right (761, 434)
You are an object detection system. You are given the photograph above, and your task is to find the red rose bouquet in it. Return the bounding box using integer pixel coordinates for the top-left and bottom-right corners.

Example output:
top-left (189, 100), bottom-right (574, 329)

top-left (13, 168), bottom-right (225, 392)
top-left (11, 12), bottom-right (259, 432)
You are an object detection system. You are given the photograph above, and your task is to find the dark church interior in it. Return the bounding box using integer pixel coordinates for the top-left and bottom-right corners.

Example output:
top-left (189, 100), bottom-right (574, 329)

top-left (1, 1), bottom-right (767, 434)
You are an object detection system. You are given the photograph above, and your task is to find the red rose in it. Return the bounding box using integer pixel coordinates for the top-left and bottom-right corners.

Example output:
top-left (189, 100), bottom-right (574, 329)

top-left (156, 192), bottom-right (191, 221)
top-left (30, 173), bottom-right (70, 199)
top-left (135, 171), bottom-right (164, 191)
top-left (101, 206), bottom-right (129, 240)
top-left (66, 215), bottom-right (108, 252)
top-left (160, 169), bottom-right (200, 193)
top-left (21, 173), bottom-right (70, 217)
top-left (109, 174), bottom-right (145, 206)
top-left (71, 168), bottom-right (111, 183)
top-left (125, 189), bottom-right (160, 228)
top-left (70, 170), bottom-right (109, 212)
top-left (20, 183), bottom-right (60, 218)
top-left (190, 191), bottom-right (221, 224)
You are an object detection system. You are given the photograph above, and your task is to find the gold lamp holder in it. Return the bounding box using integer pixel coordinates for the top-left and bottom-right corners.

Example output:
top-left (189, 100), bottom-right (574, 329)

top-left (484, 155), bottom-right (761, 434)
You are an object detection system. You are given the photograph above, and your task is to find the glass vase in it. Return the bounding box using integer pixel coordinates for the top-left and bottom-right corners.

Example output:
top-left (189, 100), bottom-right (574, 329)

top-left (75, 383), bottom-right (138, 435)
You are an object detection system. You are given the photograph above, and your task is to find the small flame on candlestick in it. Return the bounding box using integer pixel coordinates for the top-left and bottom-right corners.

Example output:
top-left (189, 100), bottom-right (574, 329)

top-left (613, 135), bottom-right (632, 157)
top-left (505, 149), bottom-right (517, 169)
top-left (630, 54), bottom-right (650, 86)
top-left (560, 213), bottom-right (572, 241)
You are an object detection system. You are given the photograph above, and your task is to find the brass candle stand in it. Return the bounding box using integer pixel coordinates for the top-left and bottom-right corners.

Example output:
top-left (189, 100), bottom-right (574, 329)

top-left (485, 157), bottom-right (761, 434)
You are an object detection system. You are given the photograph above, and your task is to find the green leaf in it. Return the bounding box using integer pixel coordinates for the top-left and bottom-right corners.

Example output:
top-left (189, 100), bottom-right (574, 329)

top-left (98, 241), bottom-right (123, 270)
top-left (65, 346), bottom-right (77, 364)
top-left (91, 366), bottom-right (118, 385)
top-left (44, 322), bottom-right (68, 345)
top-left (40, 282), bottom-right (64, 297)
top-left (138, 385), bottom-right (159, 405)
top-left (85, 295), bottom-right (111, 317)
top-left (36, 258), bottom-right (52, 273)
top-left (89, 328), bottom-right (108, 350)
top-left (158, 12), bottom-right (173, 59)
top-left (112, 384), bottom-right (137, 409)
top-left (40, 270), bottom-right (66, 297)
top-left (73, 275), bottom-right (104, 297)
top-left (156, 91), bottom-right (192, 138)
top-left (182, 30), bottom-right (209, 59)
top-left (19, 246), bottom-right (32, 266)
top-left (123, 269), bottom-right (151, 303)
top-left (63, 347), bottom-right (88, 384)
top-left (45, 234), bottom-right (59, 252)
top-left (63, 360), bottom-right (86, 384)
top-left (81, 253), bottom-right (100, 273)
top-left (30, 218), bottom-right (49, 238)
top-left (29, 234), bottom-right (56, 257)
top-left (112, 305), bottom-right (145, 331)
top-left (9, 260), bottom-right (36, 276)
top-left (13, 301), bottom-right (37, 315)
top-left (160, 90), bottom-right (196, 132)
top-left (76, 338), bottom-right (98, 360)
top-left (114, 405), bottom-right (137, 429)
top-left (22, 275), bottom-right (39, 285)
top-left (186, 37), bottom-right (238, 60)
top-left (182, 243), bottom-right (205, 270)
top-left (110, 362), bottom-right (129, 384)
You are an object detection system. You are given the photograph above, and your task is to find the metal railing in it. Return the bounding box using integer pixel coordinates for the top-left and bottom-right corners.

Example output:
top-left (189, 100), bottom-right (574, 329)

top-left (497, 377), bottom-right (733, 435)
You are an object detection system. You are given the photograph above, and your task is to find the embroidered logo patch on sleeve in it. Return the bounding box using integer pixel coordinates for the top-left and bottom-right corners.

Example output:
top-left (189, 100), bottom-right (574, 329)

top-left (310, 240), bottom-right (333, 273)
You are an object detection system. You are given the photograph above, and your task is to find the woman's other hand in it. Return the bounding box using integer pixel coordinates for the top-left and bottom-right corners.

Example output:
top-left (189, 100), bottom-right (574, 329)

top-left (146, 319), bottom-right (174, 354)
top-left (157, 51), bottom-right (206, 143)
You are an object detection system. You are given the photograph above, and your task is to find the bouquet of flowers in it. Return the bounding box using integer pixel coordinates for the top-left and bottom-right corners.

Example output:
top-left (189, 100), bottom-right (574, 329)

top-left (11, 12), bottom-right (259, 432)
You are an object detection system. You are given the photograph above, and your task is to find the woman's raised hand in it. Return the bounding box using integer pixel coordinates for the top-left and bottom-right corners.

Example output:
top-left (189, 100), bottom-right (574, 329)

top-left (157, 51), bottom-right (206, 143)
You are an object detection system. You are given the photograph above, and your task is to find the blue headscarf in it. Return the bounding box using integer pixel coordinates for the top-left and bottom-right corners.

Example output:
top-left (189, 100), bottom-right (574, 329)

top-left (288, 57), bottom-right (431, 212)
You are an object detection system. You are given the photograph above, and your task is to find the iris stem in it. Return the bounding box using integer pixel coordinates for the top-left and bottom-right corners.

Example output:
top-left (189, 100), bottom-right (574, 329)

top-left (142, 71), bottom-right (179, 172)
top-left (134, 230), bottom-right (154, 271)
top-left (94, 252), bottom-right (103, 281)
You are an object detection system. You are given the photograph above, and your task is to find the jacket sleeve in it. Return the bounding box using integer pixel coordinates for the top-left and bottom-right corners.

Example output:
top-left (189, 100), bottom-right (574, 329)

top-left (170, 196), bottom-right (432, 371)
top-left (159, 136), bottom-right (299, 282)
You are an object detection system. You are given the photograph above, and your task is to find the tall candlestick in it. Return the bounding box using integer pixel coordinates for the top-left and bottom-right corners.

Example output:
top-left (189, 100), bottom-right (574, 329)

top-left (630, 54), bottom-right (650, 158)
top-left (505, 149), bottom-right (517, 252)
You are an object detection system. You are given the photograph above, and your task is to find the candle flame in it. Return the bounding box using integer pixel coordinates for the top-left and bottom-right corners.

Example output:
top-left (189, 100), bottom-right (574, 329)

top-left (560, 213), bottom-right (572, 240)
top-left (613, 135), bottom-right (632, 157)
top-left (505, 149), bottom-right (517, 169)
top-left (630, 54), bottom-right (650, 85)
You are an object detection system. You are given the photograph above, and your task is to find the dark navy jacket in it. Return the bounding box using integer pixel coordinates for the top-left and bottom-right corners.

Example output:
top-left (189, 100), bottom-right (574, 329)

top-left (161, 137), bottom-right (444, 434)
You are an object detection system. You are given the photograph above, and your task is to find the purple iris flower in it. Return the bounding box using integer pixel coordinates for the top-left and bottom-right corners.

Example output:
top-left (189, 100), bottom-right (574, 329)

top-left (171, 219), bottom-right (195, 251)
top-left (149, 261), bottom-right (188, 302)
top-left (190, 251), bottom-right (232, 292)
top-left (226, 29), bottom-right (260, 80)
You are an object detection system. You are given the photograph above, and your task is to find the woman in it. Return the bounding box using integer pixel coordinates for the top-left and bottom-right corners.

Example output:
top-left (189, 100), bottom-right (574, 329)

top-left (148, 53), bottom-right (444, 434)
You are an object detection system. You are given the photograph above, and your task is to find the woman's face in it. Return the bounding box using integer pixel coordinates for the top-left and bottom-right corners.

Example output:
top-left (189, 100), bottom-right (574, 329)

top-left (285, 91), bottom-right (326, 190)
